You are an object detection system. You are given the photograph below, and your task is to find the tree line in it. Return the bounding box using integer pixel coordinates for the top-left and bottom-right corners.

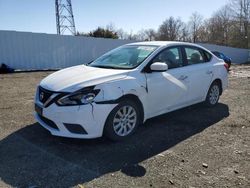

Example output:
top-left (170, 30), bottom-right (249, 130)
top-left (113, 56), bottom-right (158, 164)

top-left (76, 0), bottom-right (249, 49)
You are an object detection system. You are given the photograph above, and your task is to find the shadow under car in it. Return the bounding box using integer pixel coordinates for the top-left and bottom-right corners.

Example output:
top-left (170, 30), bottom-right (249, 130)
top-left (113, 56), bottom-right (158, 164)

top-left (0, 103), bottom-right (229, 188)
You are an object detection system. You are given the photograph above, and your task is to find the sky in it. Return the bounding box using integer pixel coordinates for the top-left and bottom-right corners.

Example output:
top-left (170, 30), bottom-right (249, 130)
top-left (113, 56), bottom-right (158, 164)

top-left (0, 0), bottom-right (229, 35)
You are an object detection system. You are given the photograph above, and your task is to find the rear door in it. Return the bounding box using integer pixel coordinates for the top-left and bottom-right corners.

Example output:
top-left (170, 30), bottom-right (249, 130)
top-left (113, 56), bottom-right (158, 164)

top-left (182, 46), bottom-right (213, 103)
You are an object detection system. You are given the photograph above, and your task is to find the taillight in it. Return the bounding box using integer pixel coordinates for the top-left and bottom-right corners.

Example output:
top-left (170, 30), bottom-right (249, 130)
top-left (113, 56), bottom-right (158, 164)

top-left (224, 63), bottom-right (229, 72)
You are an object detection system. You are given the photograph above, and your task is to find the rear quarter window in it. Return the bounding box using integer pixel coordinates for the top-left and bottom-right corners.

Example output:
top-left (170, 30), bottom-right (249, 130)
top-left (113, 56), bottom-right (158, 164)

top-left (203, 50), bottom-right (212, 62)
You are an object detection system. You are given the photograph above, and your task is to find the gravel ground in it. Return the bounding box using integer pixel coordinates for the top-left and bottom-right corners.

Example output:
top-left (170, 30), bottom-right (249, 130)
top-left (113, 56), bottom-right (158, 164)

top-left (0, 65), bottom-right (249, 188)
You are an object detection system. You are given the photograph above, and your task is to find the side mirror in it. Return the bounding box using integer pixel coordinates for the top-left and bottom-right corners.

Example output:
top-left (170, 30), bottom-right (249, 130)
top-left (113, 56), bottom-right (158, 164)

top-left (150, 62), bottom-right (168, 72)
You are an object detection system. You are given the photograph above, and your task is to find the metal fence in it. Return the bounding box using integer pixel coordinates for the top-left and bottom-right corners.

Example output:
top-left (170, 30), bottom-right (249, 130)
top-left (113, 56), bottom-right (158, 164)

top-left (0, 30), bottom-right (249, 70)
top-left (198, 43), bottom-right (249, 64)
top-left (0, 30), bottom-right (134, 70)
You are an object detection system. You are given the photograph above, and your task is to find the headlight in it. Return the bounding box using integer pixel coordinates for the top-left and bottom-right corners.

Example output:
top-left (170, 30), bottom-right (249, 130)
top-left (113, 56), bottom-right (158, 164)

top-left (56, 89), bottom-right (100, 106)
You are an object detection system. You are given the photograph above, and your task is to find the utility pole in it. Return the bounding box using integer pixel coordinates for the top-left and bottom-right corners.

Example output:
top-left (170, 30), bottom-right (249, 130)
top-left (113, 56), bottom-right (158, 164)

top-left (55, 0), bottom-right (76, 35)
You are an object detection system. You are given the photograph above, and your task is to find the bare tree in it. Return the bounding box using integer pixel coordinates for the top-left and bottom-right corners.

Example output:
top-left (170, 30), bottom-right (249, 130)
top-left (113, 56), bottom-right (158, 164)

top-left (203, 5), bottom-right (233, 45)
top-left (217, 5), bottom-right (233, 45)
top-left (157, 17), bottom-right (183, 41)
top-left (135, 29), bottom-right (147, 41)
top-left (127, 30), bottom-right (137, 40)
top-left (76, 1), bottom-right (250, 48)
top-left (196, 21), bottom-right (210, 43)
top-left (179, 23), bottom-right (191, 42)
top-left (230, 0), bottom-right (250, 48)
top-left (144, 29), bottom-right (157, 41)
top-left (189, 12), bottom-right (203, 43)
top-left (116, 28), bottom-right (128, 40)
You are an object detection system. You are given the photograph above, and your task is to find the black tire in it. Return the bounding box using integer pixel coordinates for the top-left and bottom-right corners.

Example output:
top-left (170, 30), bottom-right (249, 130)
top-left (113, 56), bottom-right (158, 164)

top-left (104, 100), bottom-right (141, 141)
top-left (205, 81), bottom-right (221, 107)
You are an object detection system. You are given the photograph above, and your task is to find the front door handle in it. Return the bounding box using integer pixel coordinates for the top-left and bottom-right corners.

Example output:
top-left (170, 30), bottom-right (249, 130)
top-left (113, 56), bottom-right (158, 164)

top-left (178, 75), bottom-right (188, 80)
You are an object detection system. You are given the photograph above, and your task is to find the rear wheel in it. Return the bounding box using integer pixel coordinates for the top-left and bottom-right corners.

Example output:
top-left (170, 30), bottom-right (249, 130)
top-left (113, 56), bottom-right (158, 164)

top-left (104, 100), bottom-right (141, 141)
top-left (205, 81), bottom-right (221, 107)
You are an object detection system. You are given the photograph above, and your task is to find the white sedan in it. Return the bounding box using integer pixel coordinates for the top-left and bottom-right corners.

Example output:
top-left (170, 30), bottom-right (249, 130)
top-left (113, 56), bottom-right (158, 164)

top-left (34, 41), bottom-right (228, 141)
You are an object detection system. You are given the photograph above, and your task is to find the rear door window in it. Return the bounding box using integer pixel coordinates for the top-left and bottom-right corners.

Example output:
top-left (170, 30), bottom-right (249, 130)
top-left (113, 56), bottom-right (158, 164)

top-left (184, 47), bottom-right (207, 65)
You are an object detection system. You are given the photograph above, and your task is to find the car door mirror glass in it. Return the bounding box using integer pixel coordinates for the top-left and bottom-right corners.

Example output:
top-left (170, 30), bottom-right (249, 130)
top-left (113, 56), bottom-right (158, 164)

top-left (150, 62), bottom-right (168, 72)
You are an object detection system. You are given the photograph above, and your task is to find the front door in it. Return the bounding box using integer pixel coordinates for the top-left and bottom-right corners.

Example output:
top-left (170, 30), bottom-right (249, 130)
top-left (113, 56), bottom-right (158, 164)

top-left (145, 47), bottom-right (189, 117)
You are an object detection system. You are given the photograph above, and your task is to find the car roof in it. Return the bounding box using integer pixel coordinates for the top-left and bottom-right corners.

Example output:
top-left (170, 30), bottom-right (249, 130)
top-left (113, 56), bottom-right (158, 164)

top-left (126, 41), bottom-right (202, 48)
top-left (126, 41), bottom-right (215, 55)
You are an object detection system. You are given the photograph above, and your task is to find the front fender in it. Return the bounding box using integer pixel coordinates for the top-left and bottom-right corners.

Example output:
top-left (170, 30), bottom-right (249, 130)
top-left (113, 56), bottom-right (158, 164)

top-left (94, 76), bottom-right (149, 120)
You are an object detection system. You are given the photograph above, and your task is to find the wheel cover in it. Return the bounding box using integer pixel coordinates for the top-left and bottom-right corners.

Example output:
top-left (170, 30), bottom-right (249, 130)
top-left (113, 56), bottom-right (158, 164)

top-left (209, 85), bottom-right (220, 105)
top-left (113, 105), bottom-right (137, 137)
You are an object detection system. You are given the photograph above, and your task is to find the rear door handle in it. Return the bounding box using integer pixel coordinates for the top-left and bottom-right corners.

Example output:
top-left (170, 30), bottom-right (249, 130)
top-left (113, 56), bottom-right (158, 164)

top-left (178, 75), bottom-right (188, 80)
top-left (206, 70), bottom-right (213, 74)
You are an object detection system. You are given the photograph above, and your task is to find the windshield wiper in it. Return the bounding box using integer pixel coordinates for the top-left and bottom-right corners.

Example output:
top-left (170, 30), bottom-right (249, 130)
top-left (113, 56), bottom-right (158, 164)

top-left (84, 60), bottom-right (93, 66)
top-left (91, 65), bottom-right (117, 69)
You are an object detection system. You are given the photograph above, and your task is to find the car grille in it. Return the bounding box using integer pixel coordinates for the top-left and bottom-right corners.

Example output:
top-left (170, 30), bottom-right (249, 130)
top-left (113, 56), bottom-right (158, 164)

top-left (38, 86), bottom-right (53, 104)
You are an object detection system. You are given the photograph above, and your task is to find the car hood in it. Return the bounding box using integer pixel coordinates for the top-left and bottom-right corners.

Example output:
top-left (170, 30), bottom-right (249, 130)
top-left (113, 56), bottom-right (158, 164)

top-left (40, 65), bottom-right (130, 92)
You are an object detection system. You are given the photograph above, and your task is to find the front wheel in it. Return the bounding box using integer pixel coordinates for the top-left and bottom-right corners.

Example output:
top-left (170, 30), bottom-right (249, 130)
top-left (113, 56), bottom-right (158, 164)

top-left (205, 82), bottom-right (221, 107)
top-left (104, 100), bottom-right (140, 141)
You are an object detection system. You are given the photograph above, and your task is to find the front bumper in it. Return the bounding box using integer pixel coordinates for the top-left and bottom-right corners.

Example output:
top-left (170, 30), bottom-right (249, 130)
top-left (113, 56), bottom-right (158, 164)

top-left (34, 95), bottom-right (116, 139)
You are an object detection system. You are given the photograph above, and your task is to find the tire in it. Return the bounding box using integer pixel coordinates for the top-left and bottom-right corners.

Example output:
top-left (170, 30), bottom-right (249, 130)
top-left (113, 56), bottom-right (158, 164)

top-left (104, 100), bottom-right (141, 141)
top-left (205, 81), bottom-right (221, 107)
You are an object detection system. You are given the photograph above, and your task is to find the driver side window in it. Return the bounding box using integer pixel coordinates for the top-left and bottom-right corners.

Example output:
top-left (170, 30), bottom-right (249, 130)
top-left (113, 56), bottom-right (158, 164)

top-left (152, 47), bottom-right (183, 69)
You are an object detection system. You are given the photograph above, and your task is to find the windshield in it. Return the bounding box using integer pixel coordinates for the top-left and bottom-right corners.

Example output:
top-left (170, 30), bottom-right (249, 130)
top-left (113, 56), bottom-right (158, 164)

top-left (89, 45), bottom-right (158, 69)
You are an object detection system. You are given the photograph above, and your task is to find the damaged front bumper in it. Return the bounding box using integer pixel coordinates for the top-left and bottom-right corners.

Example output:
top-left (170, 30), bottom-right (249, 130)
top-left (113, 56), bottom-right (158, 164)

top-left (34, 102), bottom-right (116, 139)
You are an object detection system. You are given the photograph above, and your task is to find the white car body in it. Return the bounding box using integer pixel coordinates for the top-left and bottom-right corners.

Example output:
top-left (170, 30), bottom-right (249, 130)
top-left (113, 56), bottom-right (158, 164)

top-left (34, 41), bottom-right (228, 139)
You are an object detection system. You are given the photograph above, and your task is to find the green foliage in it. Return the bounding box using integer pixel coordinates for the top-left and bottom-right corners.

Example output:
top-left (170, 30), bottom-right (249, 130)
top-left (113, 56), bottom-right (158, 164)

top-left (76, 27), bottom-right (118, 39)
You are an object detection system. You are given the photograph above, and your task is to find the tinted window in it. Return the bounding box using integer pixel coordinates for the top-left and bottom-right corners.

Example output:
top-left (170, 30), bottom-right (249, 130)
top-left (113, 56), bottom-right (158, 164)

top-left (204, 50), bottom-right (212, 62)
top-left (185, 47), bottom-right (206, 65)
top-left (152, 47), bottom-right (183, 69)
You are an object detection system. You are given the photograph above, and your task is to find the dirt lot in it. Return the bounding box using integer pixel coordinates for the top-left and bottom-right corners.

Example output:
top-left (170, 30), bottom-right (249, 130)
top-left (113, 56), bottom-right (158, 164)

top-left (0, 65), bottom-right (249, 188)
